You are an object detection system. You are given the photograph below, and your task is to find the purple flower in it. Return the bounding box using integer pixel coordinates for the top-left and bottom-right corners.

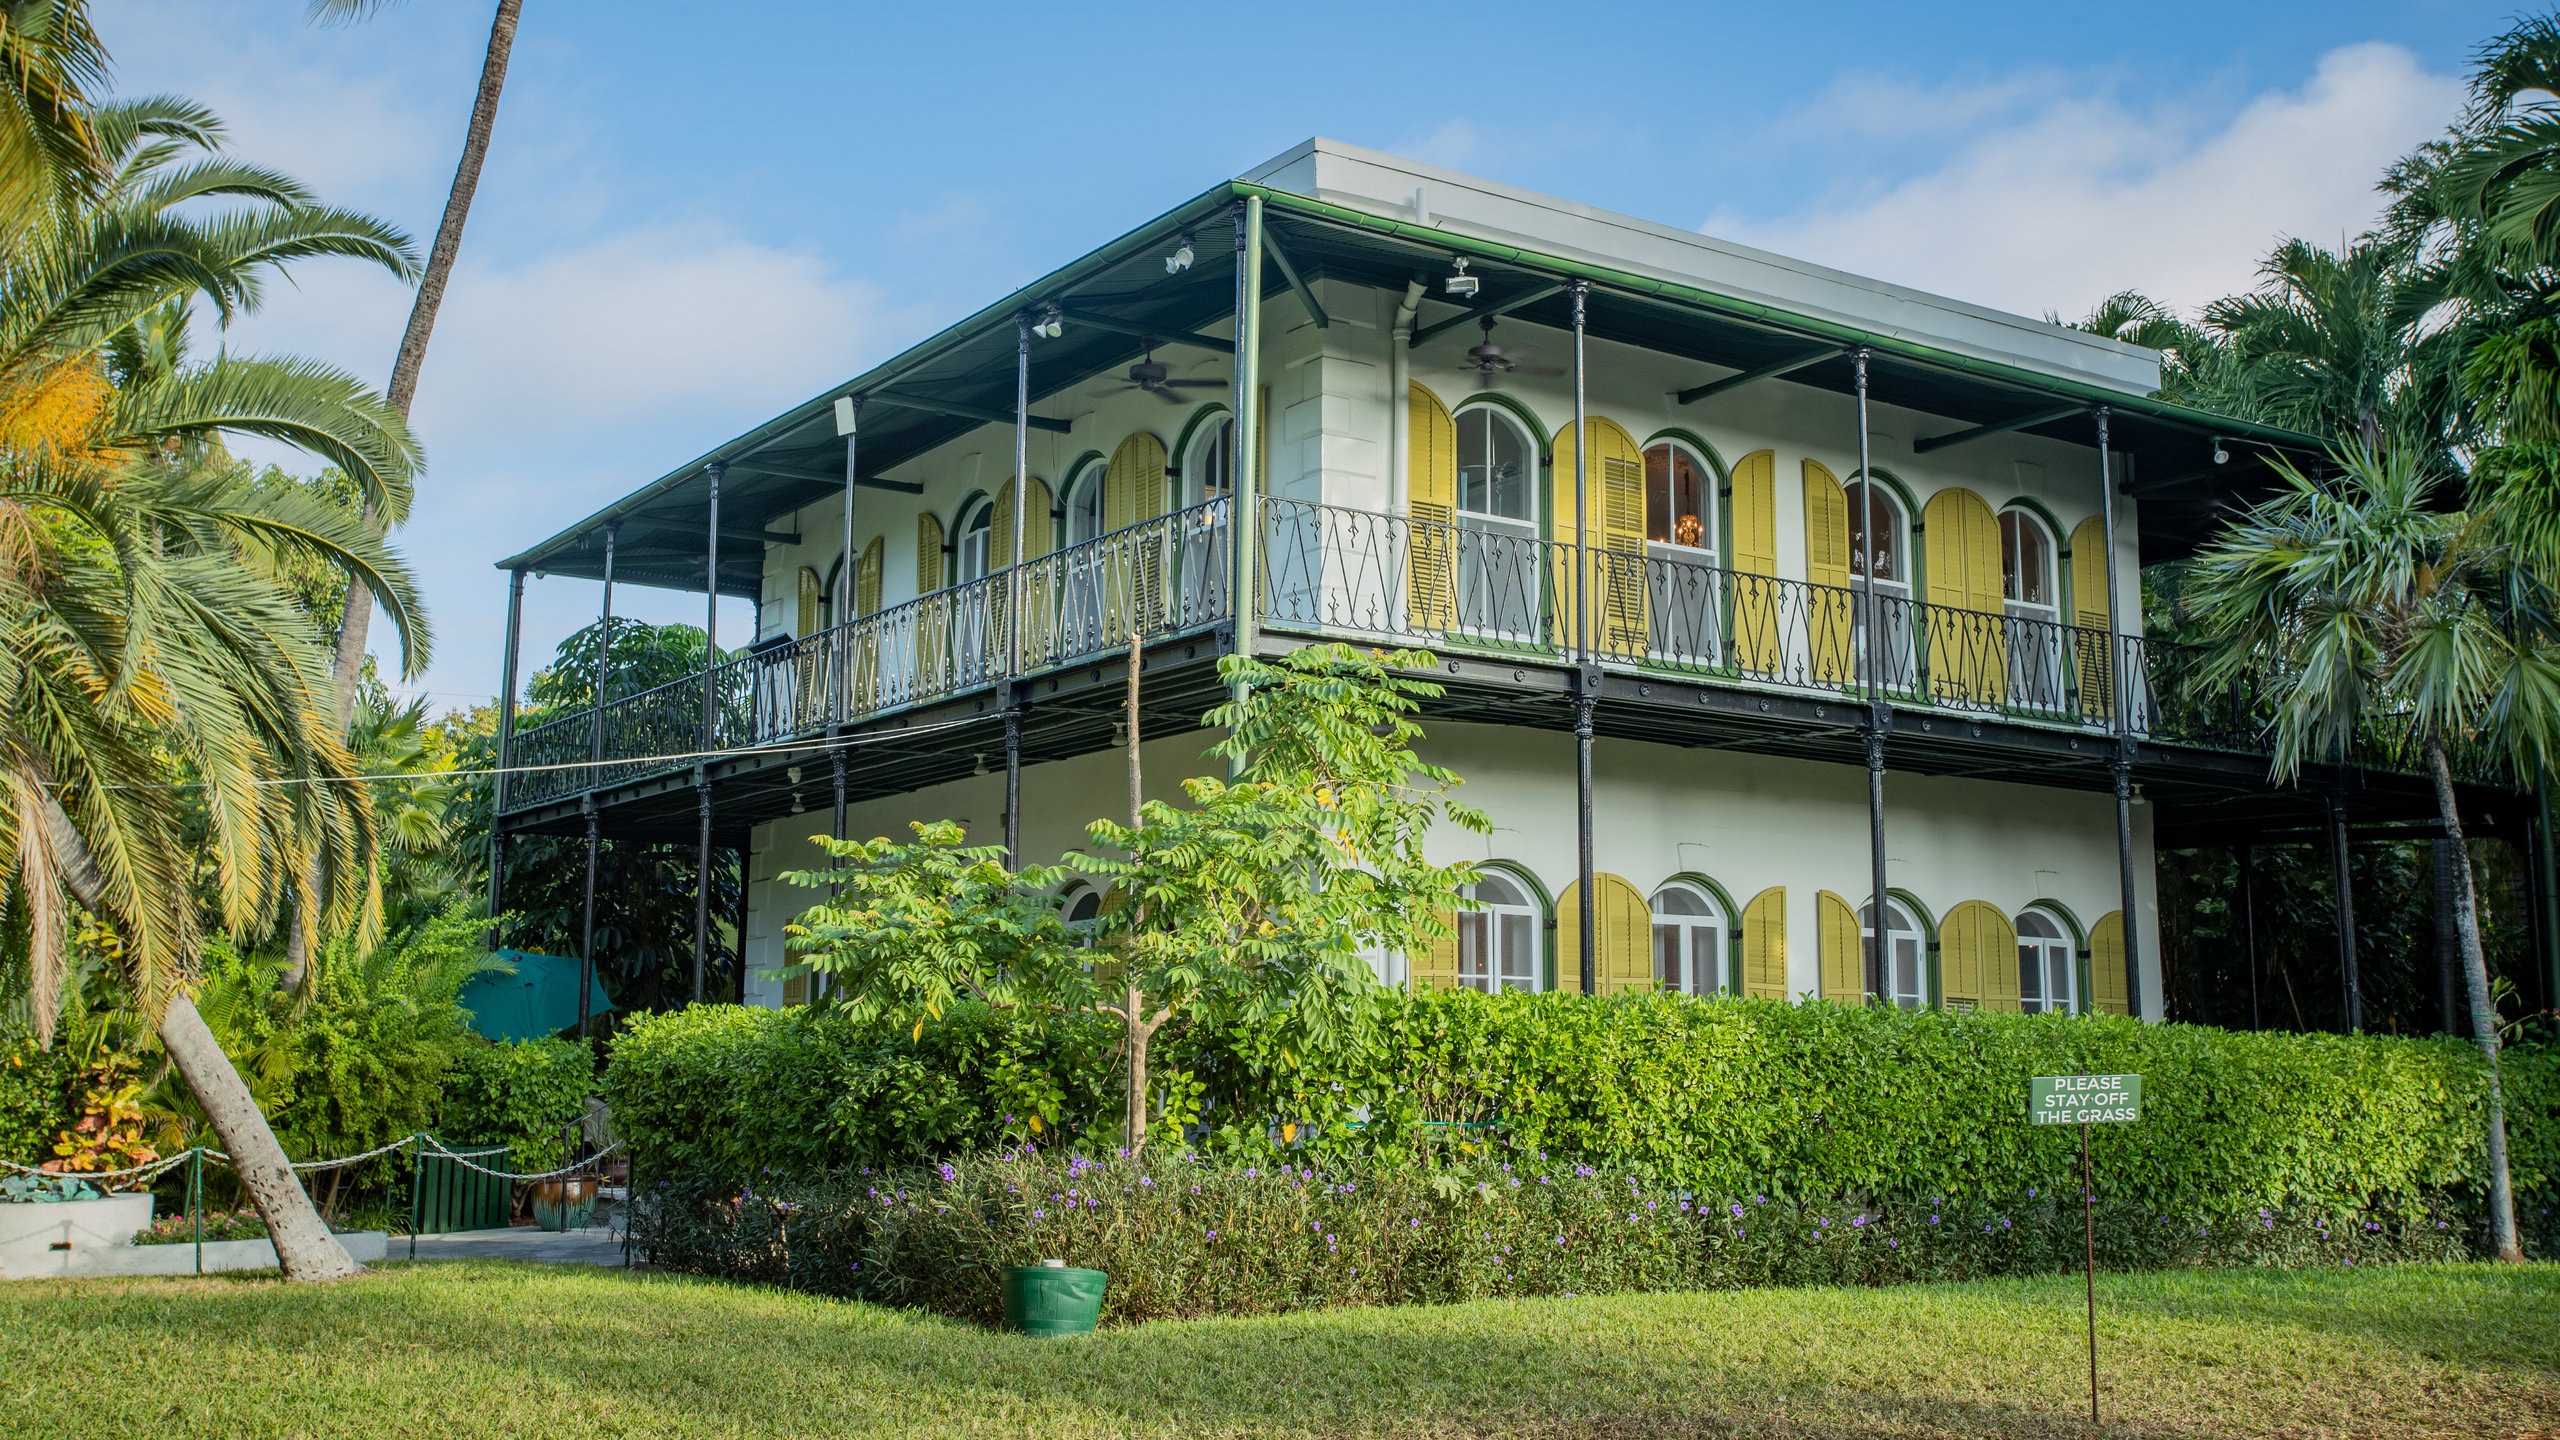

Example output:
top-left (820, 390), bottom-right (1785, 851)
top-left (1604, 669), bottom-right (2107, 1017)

top-left (849, 1261), bottom-right (861, 1271)
top-left (1816, 1217), bottom-right (1828, 1228)
top-left (1851, 1215), bottom-right (1867, 1228)
top-left (1207, 1229), bottom-right (1217, 1241)
top-left (1627, 1212), bottom-right (1638, 1223)
top-left (1033, 1209), bottom-right (1046, 1220)
top-left (1554, 1235), bottom-right (1566, 1247)
top-left (2000, 1219), bottom-right (2011, 1229)
top-left (938, 1163), bottom-right (957, 1184)
top-left (1929, 1215), bottom-right (1939, 1224)
top-left (1139, 1176), bottom-right (1153, 1188)
top-left (1754, 1195), bottom-right (1767, 1205)
top-left (1889, 1239), bottom-right (1898, 1249)
top-left (1731, 1204), bottom-right (1745, 1218)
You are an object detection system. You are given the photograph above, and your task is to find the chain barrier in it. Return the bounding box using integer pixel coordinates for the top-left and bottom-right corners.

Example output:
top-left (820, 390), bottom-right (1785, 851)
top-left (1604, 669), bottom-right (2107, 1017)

top-left (0, 1151), bottom-right (196, 1184)
top-left (5, 1134), bottom-right (524, 1183)
top-left (416, 1136), bottom-right (621, 1183)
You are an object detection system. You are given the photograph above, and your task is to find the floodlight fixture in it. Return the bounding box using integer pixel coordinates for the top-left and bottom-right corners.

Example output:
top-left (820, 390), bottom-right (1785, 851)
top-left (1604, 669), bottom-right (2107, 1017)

top-left (1445, 256), bottom-right (1480, 299)
top-left (1166, 235), bottom-right (1195, 274)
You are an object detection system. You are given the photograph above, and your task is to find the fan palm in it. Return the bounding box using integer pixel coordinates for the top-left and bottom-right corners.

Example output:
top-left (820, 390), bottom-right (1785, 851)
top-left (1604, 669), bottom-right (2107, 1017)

top-left (2202, 238), bottom-right (2459, 462)
top-left (310, 0), bottom-right (525, 727)
top-left (2188, 446), bottom-right (2560, 1263)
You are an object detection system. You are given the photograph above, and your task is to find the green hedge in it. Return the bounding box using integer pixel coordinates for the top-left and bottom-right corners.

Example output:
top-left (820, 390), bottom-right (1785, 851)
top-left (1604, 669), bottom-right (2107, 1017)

top-left (439, 1038), bottom-right (596, 1173)
top-left (606, 1002), bottom-right (1116, 1186)
top-left (607, 993), bottom-right (2557, 1233)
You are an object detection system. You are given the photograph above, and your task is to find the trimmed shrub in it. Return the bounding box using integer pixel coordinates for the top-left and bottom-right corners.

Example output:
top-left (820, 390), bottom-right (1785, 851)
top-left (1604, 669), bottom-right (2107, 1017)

top-left (612, 993), bottom-right (2556, 1233)
top-left (440, 1037), bottom-right (595, 1173)
top-left (627, 1149), bottom-right (2468, 1325)
top-left (605, 1002), bottom-right (1117, 1186)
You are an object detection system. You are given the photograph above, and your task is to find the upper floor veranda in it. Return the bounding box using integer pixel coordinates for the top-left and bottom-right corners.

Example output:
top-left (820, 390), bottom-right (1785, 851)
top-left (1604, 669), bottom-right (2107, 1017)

top-left (490, 142), bottom-right (2502, 846)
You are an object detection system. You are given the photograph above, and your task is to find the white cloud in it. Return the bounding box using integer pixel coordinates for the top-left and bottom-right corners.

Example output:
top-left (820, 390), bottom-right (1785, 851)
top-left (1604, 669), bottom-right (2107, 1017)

top-left (1705, 43), bottom-right (2462, 321)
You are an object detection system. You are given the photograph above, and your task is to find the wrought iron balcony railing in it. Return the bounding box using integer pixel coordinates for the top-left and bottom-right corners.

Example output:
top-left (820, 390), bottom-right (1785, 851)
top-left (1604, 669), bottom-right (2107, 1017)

top-left (499, 494), bottom-right (2509, 817)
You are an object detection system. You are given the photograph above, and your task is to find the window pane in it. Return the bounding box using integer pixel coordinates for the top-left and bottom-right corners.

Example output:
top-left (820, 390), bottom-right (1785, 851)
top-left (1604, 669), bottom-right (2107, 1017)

top-left (1655, 922), bottom-right (1681, 990)
top-left (2049, 948), bottom-right (2075, 1010)
top-left (2019, 943), bottom-right (2043, 1009)
top-left (1460, 913), bottom-right (1491, 990)
top-left (1645, 446), bottom-right (1671, 543)
top-left (2002, 512), bottom-right (2051, 606)
top-left (1460, 410), bottom-right (1532, 521)
top-left (1499, 912), bottom-right (1536, 991)
top-left (1474, 874), bottom-right (1526, 907)
top-left (1848, 483), bottom-right (1900, 582)
top-left (1694, 923), bottom-right (1722, 994)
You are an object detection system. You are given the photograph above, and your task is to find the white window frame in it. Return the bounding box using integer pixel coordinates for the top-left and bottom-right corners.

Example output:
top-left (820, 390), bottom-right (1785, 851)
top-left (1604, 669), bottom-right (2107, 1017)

top-left (1063, 458), bottom-right (1107, 545)
top-left (1186, 415), bottom-right (1234, 507)
top-left (2016, 907), bottom-right (2078, 1015)
top-left (1453, 404), bottom-right (1538, 531)
top-left (1642, 441), bottom-right (1717, 563)
top-left (1650, 881), bottom-right (1726, 997)
top-left (1861, 899), bottom-right (1926, 1011)
top-left (1458, 871), bottom-right (1542, 994)
top-left (954, 497), bottom-right (994, 583)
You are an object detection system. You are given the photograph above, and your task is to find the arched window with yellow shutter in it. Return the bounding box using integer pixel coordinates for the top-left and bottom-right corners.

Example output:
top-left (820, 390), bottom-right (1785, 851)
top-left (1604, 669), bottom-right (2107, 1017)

top-left (1740, 885), bottom-right (1787, 999)
top-left (795, 566), bottom-right (822, 638)
top-left (1728, 450), bottom-right (1781, 677)
top-left (1407, 382), bottom-right (1460, 632)
top-left (1803, 460), bottom-right (1856, 682)
top-left (915, 511), bottom-right (949, 694)
top-left (1554, 872), bottom-right (1653, 995)
top-left (2088, 911), bottom-right (2130, 1015)
top-left (1921, 487), bottom-right (2005, 704)
top-left (1550, 417), bottom-right (1648, 658)
top-left (1938, 899), bottom-right (2020, 1011)
top-left (2069, 515), bottom-right (2116, 722)
top-left (1816, 889), bottom-right (1862, 1001)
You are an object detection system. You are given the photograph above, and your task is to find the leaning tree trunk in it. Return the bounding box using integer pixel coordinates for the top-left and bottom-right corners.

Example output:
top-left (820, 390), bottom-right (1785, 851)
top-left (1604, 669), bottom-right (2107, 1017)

top-left (2428, 740), bottom-right (2525, 1262)
top-left (328, 0), bottom-right (524, 726)
top-left (159, 994), bottom-right (360, 1281)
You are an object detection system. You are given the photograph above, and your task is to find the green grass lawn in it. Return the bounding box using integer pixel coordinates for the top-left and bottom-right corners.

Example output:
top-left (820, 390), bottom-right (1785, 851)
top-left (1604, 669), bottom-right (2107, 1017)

top-left (4, 1261), bottom-right (2554, 1438)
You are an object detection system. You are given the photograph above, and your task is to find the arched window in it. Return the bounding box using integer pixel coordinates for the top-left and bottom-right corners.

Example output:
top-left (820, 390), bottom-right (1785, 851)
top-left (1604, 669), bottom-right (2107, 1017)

top-left (2000, 508), bottom-right (2056, 615)
top-left (954, 498), bottom-right (993, 582)
top-left (1644, 442), bottom-right (1714, 556)
top-left (1650, 882), bottom-right (1724, 997)
top-left (1060, 884), bottom-right (1105, 949)
top-left (1458, 871), bottom-right (1540, 993)
top-left (1063, 457), bottom-right (1107, 545)
top-left (2017, 908), bottom-right (2076, 1014)
top-left (1186, 415), bottom-right (1233, 506)
top-left (1845, 480), bottom-right (1907, 593)
top-left (1860, 899), bottom-right (1925, 1010)
top-left (1455, 405), bottom-right (1536, 527)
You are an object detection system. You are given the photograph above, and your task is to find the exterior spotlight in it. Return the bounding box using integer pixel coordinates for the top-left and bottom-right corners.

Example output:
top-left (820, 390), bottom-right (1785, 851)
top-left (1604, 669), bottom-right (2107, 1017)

top-left (1033, 306), bottom-right (1063, 339)
top-left (2211, 437), bottom-right (2230, 465)
top-left (1445, 257), bottom-right (1480, 299)
top-left (1166, 236), bottom-right (1194, 274)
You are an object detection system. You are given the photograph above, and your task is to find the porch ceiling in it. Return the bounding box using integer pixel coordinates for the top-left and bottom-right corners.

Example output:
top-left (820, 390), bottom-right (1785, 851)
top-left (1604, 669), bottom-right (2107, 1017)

top-left (503, 181), bottom-right (2326, 594)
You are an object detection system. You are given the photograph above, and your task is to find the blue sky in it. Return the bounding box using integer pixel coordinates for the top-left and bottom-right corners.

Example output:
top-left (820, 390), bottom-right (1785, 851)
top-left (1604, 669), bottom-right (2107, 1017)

top-left (100, 0), bottom-right (2508, 707)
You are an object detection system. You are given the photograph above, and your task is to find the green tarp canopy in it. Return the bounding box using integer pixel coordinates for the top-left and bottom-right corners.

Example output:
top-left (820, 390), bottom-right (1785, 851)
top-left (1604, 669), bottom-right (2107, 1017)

top-left (458, 951), bottom-right (613, 1042)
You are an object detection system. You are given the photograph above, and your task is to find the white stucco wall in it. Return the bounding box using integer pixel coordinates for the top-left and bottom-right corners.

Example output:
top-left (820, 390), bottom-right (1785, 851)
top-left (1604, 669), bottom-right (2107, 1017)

top-left (742, 721), bottom-right (2161, 1017)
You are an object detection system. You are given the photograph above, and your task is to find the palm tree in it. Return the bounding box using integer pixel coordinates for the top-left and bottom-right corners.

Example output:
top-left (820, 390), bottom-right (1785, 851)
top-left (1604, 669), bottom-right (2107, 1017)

top-left (0, 87), bottom-right (433, 1278)
top-left (2202, 238), bottom-right (2460, 463)
top-left (310, 0), bottom-right (525, 729)
top-left (2188, 446), bottom-right (2558, 1263)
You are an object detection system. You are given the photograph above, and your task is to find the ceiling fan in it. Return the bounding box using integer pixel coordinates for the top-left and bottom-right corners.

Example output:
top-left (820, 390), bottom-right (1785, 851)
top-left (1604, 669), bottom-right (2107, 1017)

top-left (1465, 316), bottom-right (1566, 388)
top-left (1117, 344), bottom-right (1229, 404)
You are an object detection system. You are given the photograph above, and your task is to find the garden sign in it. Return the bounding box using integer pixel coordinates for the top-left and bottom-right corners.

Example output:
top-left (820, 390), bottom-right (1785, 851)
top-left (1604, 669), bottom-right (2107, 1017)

top-left (2029, 1072), bottom-right (2142, 1426)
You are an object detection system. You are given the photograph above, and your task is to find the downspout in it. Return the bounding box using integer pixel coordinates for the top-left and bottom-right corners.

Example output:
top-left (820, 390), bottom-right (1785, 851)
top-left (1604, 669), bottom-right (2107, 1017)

top-left (1389, 279), bottom-right (1424, 515)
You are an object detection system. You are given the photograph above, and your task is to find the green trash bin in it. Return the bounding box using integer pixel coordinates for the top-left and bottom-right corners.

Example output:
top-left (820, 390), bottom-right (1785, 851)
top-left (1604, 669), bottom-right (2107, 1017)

top-left (1002, 1260), bottom-right (1107, 1337)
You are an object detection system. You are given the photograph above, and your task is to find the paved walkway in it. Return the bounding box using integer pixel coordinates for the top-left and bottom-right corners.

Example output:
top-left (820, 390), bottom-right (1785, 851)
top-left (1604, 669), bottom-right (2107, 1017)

top-left (392, 1225), bottom-right (628, 1267)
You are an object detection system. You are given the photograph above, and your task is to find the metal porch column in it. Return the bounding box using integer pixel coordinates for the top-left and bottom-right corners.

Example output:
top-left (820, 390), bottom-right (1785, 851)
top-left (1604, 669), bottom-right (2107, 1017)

top-left (1570, 279), bottom-right (1595, 997)
top-left (693, 461), bottom-right (724, 1005)
top-left (2094, 407), bottom-right (2144, 1019)
top-left (733, 843), bottom-right (752, 1005)
top-left (576, 799), bottom-right (600, 1039)
top-left (1006, 314), bottom-right (1031, 866)
top-left (836, 394), bottom-right (860, 725)
top-left (486, 566), bottom-right (526, 931)
top-left (2327, 792), bottom-right (2361, 1032)
top-left (577, 524), bottom-right (616, 1038)
top-left (1227, 196), bottom-right (1265, 779)
top-left (1856, 348), bottom-right (1887, 1004)
top-left (2239, 843), bottom-right (2261, 1032)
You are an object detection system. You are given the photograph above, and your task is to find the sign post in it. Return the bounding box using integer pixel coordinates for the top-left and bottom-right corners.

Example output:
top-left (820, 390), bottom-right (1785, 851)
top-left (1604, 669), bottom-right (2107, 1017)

top-left (2030, 1073), bottom-right (2141, 1425)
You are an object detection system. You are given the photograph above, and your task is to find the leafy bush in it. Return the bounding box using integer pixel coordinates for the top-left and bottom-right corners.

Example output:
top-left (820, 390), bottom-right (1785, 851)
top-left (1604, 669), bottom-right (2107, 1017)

top-left (614, 993), bottom-right (2558, 1231)
top-left (629, 1149), bottom-right (2469, 1326)
top-left (0, 1031), bottom-right (76, 1169)
top-left (605, 1002), bottom-right (1117, 1186)
top-left (439, 1037), bottom-right (595, 1174)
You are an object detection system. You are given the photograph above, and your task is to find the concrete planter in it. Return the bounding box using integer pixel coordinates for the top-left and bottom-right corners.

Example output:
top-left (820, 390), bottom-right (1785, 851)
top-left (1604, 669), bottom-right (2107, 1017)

top-left (1, 1196), bottom-right (388, 1279)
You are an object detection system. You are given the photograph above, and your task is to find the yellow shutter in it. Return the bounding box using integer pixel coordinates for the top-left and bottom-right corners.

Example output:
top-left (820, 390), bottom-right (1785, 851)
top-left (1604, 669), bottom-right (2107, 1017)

top-left (2069, 515), bottom-right (2115, 723)
top-left (1553, 873), bottom-right (1653, 996)
top-left (1740, 885), bottom-right (1787, 999)
top-left (1550, 416), bottom-right (1646, 656)
top-left (1922, 488), bottom-right (2005, 704)
top-left (1729, 450), bottom-right (1781, 675)
top-left (2089, 911), bottom-right (2129, 1016)
top-left (857, 536), bottom-right (883, 616)
top-left (783, 972), bottom-right (809, 1007)
top-left (992, 476), bottom-right (1057, 568)
top-left (1411, 907), bottom-right (1460, 993)
top-left (1407, 382), bottom-right (1459, 632)
top-left (1938, 899), bottom-right (2016, 1012)
top-left (796, 565), bottom-right (822, 637)
top-left (1106, 433), bottom-right (1168, 531)
top-left (1817, 889), bottom-right (1863, 1002)
top-left (1804, 460), bottom-right (1855, 683)
top-left (915, 512), bottom-right (948, 694)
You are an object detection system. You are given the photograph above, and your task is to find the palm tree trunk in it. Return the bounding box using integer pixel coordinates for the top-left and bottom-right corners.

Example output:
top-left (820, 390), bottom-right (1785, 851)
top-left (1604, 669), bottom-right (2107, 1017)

top-left (2427, 740), bottom-right (2524, 1262)
top-left (158, 994), bottom-right (360, 1280)
top-left (328, 0), bottom-right (524, 727)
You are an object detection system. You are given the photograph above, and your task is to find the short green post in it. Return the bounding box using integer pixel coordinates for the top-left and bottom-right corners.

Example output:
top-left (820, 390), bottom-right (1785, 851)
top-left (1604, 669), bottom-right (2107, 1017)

top-left (407, 1132), bottom-right (424, 1261)
top-left (190, 1146), bottom-right (203, 1275)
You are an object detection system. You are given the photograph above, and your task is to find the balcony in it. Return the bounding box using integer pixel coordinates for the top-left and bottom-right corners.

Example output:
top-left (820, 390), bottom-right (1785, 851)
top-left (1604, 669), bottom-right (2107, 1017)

top-left (496, 495), bottom-right (2496, 822)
